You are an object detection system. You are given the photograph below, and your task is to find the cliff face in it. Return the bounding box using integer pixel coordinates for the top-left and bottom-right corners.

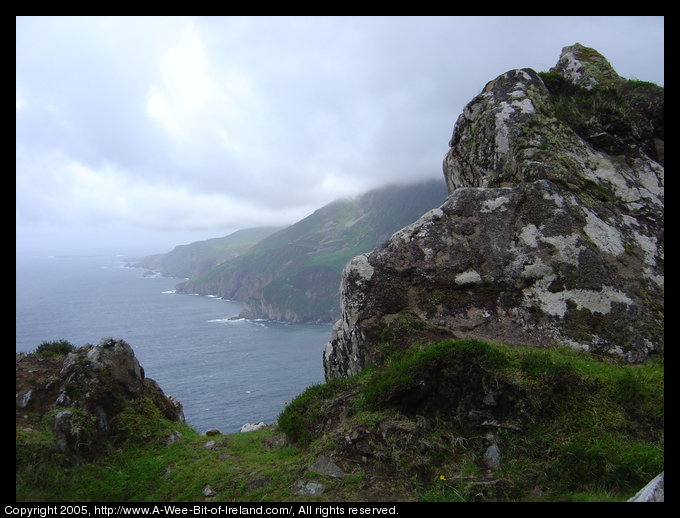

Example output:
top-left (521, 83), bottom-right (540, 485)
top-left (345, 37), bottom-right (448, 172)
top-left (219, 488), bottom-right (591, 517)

top-left (324, 44), bottom-right (663, 379)
top-left (177, 180), bottom-right (448, 323)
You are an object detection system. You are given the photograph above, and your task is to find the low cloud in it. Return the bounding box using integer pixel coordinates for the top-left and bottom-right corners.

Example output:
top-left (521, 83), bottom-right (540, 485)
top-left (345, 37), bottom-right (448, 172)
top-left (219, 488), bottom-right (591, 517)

top-left (16, 16), bottom-right (664, 255)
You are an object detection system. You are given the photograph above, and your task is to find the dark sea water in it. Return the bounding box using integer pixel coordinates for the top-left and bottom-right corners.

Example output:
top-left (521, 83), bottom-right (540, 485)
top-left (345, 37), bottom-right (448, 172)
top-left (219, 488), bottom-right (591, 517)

top-left (15, 254), bottom-right (330, 433)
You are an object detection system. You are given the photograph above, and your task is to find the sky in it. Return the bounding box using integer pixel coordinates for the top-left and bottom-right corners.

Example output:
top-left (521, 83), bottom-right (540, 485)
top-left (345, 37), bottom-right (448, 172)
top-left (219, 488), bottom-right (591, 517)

top-left (16, 16), bottom-right (664, 257)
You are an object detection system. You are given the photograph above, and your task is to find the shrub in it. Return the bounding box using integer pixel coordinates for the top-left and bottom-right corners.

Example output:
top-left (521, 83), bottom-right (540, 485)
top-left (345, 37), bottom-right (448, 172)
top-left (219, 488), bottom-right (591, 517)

top-left (111, 397), bottom-right (172, 446)
top-left (34, 339), bottom-right (76, 357)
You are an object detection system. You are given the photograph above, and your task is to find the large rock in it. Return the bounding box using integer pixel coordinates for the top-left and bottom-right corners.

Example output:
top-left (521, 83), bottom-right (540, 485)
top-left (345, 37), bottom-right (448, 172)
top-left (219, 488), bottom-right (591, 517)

top-left (324, 45), bottom-right (663, 380)
top-left (53, 338), bottom-right (184, 461)
top-left (627, 472), bottom-right (664, 502)
top-left (549, 42), bottom-right (623, 90)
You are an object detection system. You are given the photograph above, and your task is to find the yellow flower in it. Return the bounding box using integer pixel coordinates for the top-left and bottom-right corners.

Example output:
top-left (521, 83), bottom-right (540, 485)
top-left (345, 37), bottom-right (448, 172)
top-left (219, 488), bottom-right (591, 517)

top-left (439, 475), bottom-right (447, 481)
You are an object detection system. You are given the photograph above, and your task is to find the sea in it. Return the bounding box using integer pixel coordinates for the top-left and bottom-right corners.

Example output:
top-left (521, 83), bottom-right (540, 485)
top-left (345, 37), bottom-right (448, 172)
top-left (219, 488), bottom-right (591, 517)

top-left (15, 253), bottom-right (331, 434)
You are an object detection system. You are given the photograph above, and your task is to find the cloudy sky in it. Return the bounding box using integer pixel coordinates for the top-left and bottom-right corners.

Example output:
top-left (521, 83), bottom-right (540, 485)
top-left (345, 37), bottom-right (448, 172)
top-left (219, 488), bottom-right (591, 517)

top-left (16, 16), bottom-right (664, 257)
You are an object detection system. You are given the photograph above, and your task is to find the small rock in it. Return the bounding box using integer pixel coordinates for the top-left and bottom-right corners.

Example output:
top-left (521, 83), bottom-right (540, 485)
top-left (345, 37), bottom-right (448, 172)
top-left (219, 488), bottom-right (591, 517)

top-left (204, 440), bottom-right (216, 450)
top-left (203, 485), bottom-right (216, 497)
top-left (205, 428), bottom-right (221, 436)
top-left (239, 422), bottom-right (267, 433)
top-left (483, 443), bottom-right (501, 470)
top-left (16, 389), bottom-right (32, 409)
top-left (292, 480), bottom-right (325, 496)
top-left (310, 454), bottom-right (345, 478)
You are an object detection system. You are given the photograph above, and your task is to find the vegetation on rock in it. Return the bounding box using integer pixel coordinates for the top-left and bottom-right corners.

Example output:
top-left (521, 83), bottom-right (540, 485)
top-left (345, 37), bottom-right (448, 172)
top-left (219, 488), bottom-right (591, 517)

top-left (17, 336), bottom-right (661, 502)
top-left (281, 338), bottom-right (663, 501)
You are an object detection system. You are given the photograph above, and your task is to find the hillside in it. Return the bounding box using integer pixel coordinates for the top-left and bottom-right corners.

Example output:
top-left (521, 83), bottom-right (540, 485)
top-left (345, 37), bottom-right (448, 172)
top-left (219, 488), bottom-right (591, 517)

top-left (132, 227), bottom-right (283, 279)
top-left (16, 43), bottom-right (663, 504)
top-left (176, 179), bottom-right (448, 323)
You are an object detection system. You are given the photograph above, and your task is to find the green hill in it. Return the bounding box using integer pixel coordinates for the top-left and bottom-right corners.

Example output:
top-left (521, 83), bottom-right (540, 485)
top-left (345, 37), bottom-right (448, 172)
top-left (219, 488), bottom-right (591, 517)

top-left (132, 227), bottom-right (283, 279)
top-left (176, 179), bottom-right (448, 323)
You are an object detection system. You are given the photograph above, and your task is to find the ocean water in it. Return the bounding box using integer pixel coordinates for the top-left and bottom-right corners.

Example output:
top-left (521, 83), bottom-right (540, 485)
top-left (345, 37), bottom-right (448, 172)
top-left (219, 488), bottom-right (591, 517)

top-left (16, 254), bottom-right (331, 433)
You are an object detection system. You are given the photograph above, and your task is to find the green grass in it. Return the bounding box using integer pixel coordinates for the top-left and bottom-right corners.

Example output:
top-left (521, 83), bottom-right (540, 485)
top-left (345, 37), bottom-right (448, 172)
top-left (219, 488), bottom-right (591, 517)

top-left (17, 424), bottom-right (315, 502)
top-left (279, 339), bottom-right (663, 502)
top-left (17, 339), bottom-right (663, 502)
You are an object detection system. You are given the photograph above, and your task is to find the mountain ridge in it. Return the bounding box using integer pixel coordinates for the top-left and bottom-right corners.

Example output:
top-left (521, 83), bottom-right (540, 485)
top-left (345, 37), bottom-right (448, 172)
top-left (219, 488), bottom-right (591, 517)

top-left (175, 179), bottom-right (448, 323)
top-left (132, 226), bottom-right (284, 280)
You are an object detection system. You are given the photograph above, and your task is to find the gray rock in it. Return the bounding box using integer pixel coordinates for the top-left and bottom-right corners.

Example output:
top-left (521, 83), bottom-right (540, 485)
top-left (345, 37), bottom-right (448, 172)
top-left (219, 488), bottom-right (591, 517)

top-left (239, 422), bottom-right (267, 433)
top-left (51, 339), bottom-right (184, 461)
top-left (53, 410), bottom-right (74, 454)
top-left (483, 443), bottom-right (501, 470)
top-left (205, 428), bottom-right (221, 436)
top-left (60, 338), bottom-right (145, 395)
top-left (16, 389), bottom-right (32, 409)
top-left (309, 454), bottom-right (345, 478)
top-left (292, 480), bottom-right (326, 496)
top-left (324, 45), bottom-right (663, 380)
top-left (549, 43), bottom-right (622, 90)
top-left (203, 485), bottom-right (216, 497)
top-left (627, 472), bottom-right (664, 502)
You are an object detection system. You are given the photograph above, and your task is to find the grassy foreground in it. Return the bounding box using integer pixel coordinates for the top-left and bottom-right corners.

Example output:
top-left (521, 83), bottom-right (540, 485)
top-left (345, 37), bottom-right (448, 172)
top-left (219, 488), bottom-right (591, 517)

top-left (16, 339), bottom-right (663, 502)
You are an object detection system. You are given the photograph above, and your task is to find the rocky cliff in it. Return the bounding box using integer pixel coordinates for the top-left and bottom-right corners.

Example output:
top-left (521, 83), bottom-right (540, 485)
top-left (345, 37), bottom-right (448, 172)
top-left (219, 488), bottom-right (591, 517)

top-left (177, 180), bottom-right (447, 323)
top-left (324, 44), bottom-right (663, 379)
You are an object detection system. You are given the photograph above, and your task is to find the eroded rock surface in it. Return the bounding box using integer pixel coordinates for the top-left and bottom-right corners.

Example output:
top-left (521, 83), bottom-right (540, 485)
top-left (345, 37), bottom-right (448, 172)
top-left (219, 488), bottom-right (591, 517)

top-left (324, 44), bottom-right (663, 379)
top-left (53, 338), bottom-right (184, 461)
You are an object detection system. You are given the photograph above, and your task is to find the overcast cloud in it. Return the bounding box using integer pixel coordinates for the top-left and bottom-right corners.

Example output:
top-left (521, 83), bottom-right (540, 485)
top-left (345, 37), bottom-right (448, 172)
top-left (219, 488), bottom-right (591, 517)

top-left (16, 16), bottom-right (664, 256)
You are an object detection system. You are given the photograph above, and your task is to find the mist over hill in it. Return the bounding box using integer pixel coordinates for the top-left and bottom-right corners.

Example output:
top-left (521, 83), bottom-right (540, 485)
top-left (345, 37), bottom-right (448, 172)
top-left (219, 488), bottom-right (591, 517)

top-left (173, 179), bottom-right (448, 322)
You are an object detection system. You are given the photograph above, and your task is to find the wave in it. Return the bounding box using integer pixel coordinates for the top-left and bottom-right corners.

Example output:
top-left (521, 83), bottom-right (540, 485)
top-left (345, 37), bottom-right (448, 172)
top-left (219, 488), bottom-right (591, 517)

top-left (162, 290), bottom-right (176, 294)
top-left (206, 317), bottom-right (268, 328)
top-left (207, 317), bottom-right (244, 323)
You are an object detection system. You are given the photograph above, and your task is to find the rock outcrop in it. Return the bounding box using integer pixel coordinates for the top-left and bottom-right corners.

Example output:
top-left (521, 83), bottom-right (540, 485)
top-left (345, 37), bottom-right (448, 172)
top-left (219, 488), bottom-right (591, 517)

top-left (53, 338), bottom-right (184, 461)
top-left (324, 44), bottom-right (663, 380)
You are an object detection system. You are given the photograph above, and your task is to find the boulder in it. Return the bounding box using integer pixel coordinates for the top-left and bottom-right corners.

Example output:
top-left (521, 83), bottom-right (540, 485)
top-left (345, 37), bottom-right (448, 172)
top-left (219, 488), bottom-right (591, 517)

top-left (239, 422), bottom-right (267, 433)
top-left (549, 43), bottom-right (623, 90)
top-left (627, 472), bottom-right (664, 502)
top-left (324, 44), bottom-right (663, 380)
top-left (309, 454), bottom-right (346, 478)
top-left (52, 338), bottom-right (184, 460)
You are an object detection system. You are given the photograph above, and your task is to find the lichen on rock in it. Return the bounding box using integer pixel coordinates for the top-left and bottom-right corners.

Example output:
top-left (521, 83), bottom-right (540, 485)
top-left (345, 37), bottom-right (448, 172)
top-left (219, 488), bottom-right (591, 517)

top-left (324, 44), bottom-right (663, 380)
top-left (53, 338), bottom-right (185, 461)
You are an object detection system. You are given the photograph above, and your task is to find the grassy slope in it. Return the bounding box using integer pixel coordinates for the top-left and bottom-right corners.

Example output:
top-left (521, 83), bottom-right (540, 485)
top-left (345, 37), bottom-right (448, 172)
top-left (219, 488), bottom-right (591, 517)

top-left (17, 338), bottom-right (663, 502)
